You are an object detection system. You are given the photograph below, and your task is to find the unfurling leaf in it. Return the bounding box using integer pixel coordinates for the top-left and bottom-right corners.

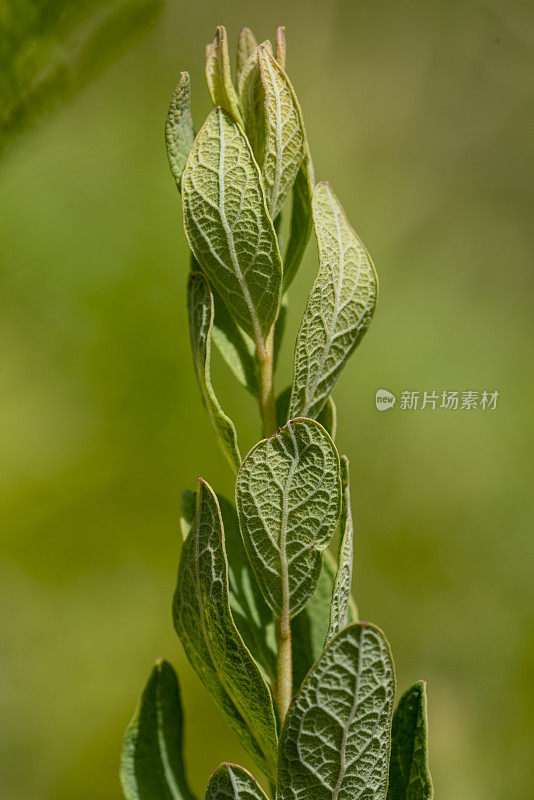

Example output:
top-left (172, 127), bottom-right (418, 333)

top-left (173, 480), bottom-right (278, 778)
top-left (282, 158), bottom-right (314, 292)
top-left (218, 496), bottom-right (277, 684)
top-left (236, 28), bottom-right (258, 87)
top-left (204, 763), bottom-right (269, 800)
top-left (275, 26), bottom-right (287, 69)
top-left (278, 623), bottom-right (395, 800)
top-left (187, 272), bottom-right (241, 473)
top-left (205, 26), bottom-right (243, 126)
top-left (120, 659), bottom-right (196, 800)
top-left (289, 181), bottom-right (378, 419)
top-left (165, 71), bottom-right (195, 190)
top-left (235, 418), bottom-right (342, 618)
top-left (388, 682), bottom-right (434, 800)
top-left (326, 454), bottom-right (354, 643)
top-left (182, 108), bottom-right (282, 344)
top-left (257, 45), bottom-right (306, 220)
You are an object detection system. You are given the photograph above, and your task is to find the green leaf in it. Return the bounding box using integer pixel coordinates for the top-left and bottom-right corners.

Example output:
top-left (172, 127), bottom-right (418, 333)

top-left (235, 418), bottom-right (342, 618)
top-left (275, 26), bottom-right (287, 69)
top-left (182, 108), bottom-right (282, 344)
top-left (173, 479), bottom-right (278, 778)
top-left (273, 294), bottom-right (288, 372)
top-left (257, 45), bottom-right (306, 220)
top-left (388, 682), bottom-right (434, 800)
top-left (276, 386), bottom-right (336, 439)
top-left (326, 455), bottom-right (354, 643)
top-left (211, 287), bottom-right (259, 397)
top-left (187, 272), bottom-right (241, 473)
top-left (165, 71), bottom-right (195, 190)
top-left (236, 28), bottom-right (258, 87)
top-left (120, 659), bottom-right (196, 800)
top-left (204, 763), bottom-right (269, 800)
top-left (179, 489), bottom-right (196, 541)
top-left (205, 26), bottom-right (243, 126)
top-left (282, 158), bottom-right (314, 292)
top-left (289, 181), bottom-right (378, 419)
top-left (218, 496), bottom-right (277, 685)
top-left (278, 623), bottom-right (396, 800)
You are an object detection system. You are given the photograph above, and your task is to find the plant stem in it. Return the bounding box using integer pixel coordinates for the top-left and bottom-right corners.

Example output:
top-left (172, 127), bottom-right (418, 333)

top-left (275, 610), bottom-right (292, 723)
top-left (257, 327), bottom-right (278, 437)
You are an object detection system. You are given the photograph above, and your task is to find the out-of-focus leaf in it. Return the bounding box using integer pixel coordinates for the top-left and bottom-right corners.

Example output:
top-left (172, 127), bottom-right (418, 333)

top-left (211, 288), bottom-right (259, 398)
top-left (0, 0), bottom-right (163, 156)
top-left (278, 623), bottom-right (395, 800)
top-left (179, 489), bottom-right (196, 541)
top-left (388, 681), bottom-right (434, 800)
top-left (205, 25), bottom-right (243, 126)
top-left (326, 454), bottom-right (354, 643)
top-left (282, 157), bottom-right (314, 292)
top-left (236, 28), bottom-right (257, 88)
top-left (257, 45), bottom-right (306, 220)
top-left (289, 181), bottom-right (378, 419)
top-left (181, 108), bottom-right (282, 344)
top-left (173, 479), bottom-right (278, 778)
top-left (275, 26), bottom-right (286, 69)
top-left (187, 272), bottom-right (241, 473)
top-left (120, 659), bottom-right (196, 800)
top-left (204, 763), bottom-right (269, 800)
top-left (235, 418), bottom-right (341, 618)
top-left (165, 71), bottom-right (194, 191)
top-left (273, 294), bottom-right (288, 372)
top-left (218, 495), bottom-right (277, 685)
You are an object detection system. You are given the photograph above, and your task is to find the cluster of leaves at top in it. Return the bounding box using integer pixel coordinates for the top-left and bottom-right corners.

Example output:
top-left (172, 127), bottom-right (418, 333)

top-left (120, 25), bottom-right (434, 800)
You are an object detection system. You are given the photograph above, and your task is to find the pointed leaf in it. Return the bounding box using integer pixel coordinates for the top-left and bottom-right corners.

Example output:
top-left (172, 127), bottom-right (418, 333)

top-left (182, 108), bottom-right (282, 343)
top-left (188, 272), bottom-right (241, 473)
top-left (238, 41), bottom-right (272, 160)
top-left (204, 763), bottom-right (269, 800)
top-left (257, 46), bottom-right (306, 220)
top-left (173, 479), bottom-right (278, 778)
top-left (235, 418), bottom-right (341, 618)
top-left (326, 455), bottom-right (354, 643)
top-left (120, 659), bottom-right (196, 800)
top-left (275, 26), bottom-right (287, 69)
top-left (388, 682), bottom-right (434, 800)
top-left (165, 71), bottom-right (195, 190)
top-left (218, 496), bottom-right (277, 684)
top-left (278, 623), bottom-right (395, 800)
top-left (236, 28), bottom-right (258, 87)
top-left (205, 26), bottom-right (243, 125)
top-left (282, 157), bottom-right (314, 291)
top-left (289, 181), bottom-right (378, 419)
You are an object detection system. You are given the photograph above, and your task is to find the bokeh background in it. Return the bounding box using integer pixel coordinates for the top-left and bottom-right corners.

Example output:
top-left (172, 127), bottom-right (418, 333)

top-left (1, 1), bottom-right (533, 798)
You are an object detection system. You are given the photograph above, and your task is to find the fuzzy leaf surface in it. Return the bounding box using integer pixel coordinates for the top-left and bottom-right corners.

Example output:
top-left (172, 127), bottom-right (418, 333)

top-left (388, 682), bottom-right (433, 800)
top-left (278, 623), bottom-right (395, 800)
top-left (236, 28), bottom-right (258, 87)
top-left (173, 480), bottom-right (278, 778)
top-left (205, 26), bottom-right (243, 125)
top-left (235, 418), bottom-right (341, 618)
top-left (204, 763), bottom-right (269, 800)
top-left (276, 387), bottom-right (336, 439)
top-left (289, 181), bottom-right (378, 419)
top-left (283, 158), bottom-right (314, 291)
top-left (120, 659), bottom-right (196, 800)
top-left (257, 46), bottom-right (306, 220)
top-left (182, 108), bottom-right (282, 343)
top-left (165, 71), bottom-right (194, 190)
top-left (188, 272), bottom-right (241, 473)
top-left (327, 455), bottom-right (354, 643)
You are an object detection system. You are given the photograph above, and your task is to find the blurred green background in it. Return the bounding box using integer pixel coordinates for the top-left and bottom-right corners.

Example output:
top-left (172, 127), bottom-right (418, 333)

top-left (1, 1), bottom-right (533, 798)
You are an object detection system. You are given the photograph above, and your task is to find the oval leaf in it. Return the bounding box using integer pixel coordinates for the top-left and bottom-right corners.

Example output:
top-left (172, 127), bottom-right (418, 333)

top-left (188, 272), bottom-right (241, 473)
top-left (165, 71), bottom-right (195, 190)
top-left (120, 659), bottom-right (196, 800)
top-left (326, 455), bottom-right (355, 643)
top-left (173, 479), bottom-right (278, 778)
top-left (388, 681), bottom-right (434, 800)
top-left (278, 623), bottom-right (395, 800)
top-left (204, 763), bottom-right (269, 800)
top-left (235, 418), bottom-right (341, 619)
top-left (182, 108), bottom-right (282, 343)
top-left (257, 45), bottom-right (306, 220)
top-left (289, 181), bottom-right (378, 419)
top-left (205, 26), bottom-right (243, 126)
